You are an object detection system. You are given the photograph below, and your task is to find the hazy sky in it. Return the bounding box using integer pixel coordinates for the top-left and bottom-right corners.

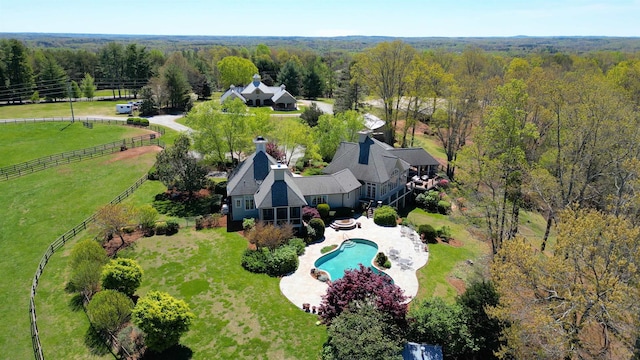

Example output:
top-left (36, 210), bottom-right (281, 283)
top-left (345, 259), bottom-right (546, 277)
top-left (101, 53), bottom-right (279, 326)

top-left (1, 0), bottom-right (639, 37)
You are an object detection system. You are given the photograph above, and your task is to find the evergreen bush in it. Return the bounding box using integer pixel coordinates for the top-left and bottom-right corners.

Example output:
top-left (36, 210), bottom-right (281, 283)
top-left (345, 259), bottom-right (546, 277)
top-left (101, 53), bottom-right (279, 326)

top-left (373, 205), bottom-right (398, 227)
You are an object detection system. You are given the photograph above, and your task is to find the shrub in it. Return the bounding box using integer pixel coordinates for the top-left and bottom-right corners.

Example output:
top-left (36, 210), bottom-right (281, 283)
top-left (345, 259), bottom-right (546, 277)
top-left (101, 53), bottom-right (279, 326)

top-left (302, 206), bottom-right (321, 221)
top-left (305, 167), bottom-right (325, 176)
top-left (132, 291), bottom-right (194, 352)
top-left (317, 203), bottom-right (330, 219)
top-left (376, 252), bottom-right (389, 268)
top-left (384, 259), bottom-right (392, 268)
top-left (308, 218), bottom-right (325, 243)
top-left (241, 248), bottom-right (269, 273)
top-left (155, 221), bottom-right (167, 235)
top-left (117, 325), bottom-right (144, 358)
top-left (267, 246), bottom-right (299, 276)
top-left (437, 179), bottom-right (450, 189)
top-left (246, 222), bottom-right (294, 250)
top-left (416, 190), bottom-right (440, 213)
top-left (86, 289), bottom-right (134, 334)
top-left (437, 200), bottom-right (451, 215)
top-left (241, 245), bottom-right (300, 277)
top-left (243, 218), bottom-right (255, 231)
top-left (138, 118), bottom-right (149, 127)
top-left (101, 258), bottom-right (143, 296)
top-left (419, 224), bottom-right (438, 244)
top-left (287, 238), bottom-right (306, 256)
top-left (137, 205), bottom-right (159, 236)
top-left (147, 167), bottom-right (159, 180)
top-left (195, 214), bottom-right (221, 230)
top-left (437, 225), bottom-right (452, 242)
top-left (126, 118), bottom-right (134, 125)
top-left (373, 205), bottom-right (398, 227)
top-left (165, 219), bottom-right (180, 235)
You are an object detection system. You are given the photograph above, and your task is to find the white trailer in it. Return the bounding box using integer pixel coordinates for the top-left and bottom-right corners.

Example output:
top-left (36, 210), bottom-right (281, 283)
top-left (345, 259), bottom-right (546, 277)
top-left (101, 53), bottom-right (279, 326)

top-left (116, 104), bottom-right (133, 114)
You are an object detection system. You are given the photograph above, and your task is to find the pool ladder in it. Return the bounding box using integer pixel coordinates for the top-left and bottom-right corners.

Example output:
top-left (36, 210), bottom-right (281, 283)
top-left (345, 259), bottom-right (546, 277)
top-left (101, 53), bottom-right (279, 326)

top-left (342, 234), bottom-right (356, 248)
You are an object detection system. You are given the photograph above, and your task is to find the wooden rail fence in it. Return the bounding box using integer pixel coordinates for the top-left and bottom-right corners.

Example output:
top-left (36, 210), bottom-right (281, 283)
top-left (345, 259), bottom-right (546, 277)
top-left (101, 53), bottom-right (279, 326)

top-left (29, 173), bottom-right (151, 360)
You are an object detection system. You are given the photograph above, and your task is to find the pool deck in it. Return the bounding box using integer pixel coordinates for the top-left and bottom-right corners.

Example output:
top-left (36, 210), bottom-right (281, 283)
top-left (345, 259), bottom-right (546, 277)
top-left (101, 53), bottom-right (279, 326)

top-left (279, 214), bottom-right (429, 309)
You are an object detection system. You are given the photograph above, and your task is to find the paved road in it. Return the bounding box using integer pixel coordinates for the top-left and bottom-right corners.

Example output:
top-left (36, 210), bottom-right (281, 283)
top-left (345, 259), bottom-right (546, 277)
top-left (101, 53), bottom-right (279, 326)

top-left (298, 100), bottom-right (333, 115)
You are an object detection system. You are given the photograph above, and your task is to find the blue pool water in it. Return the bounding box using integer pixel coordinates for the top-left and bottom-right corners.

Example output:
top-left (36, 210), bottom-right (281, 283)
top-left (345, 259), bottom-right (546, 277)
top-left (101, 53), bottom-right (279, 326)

top-left (315, 239), bottom-right (388, 281)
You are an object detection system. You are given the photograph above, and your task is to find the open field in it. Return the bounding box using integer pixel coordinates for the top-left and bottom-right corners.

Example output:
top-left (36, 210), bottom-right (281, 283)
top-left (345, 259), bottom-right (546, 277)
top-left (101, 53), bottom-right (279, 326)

top-left (0, 124), bottom-right (159, 358)
top-left (0, 100), bottom-right (135, 119)
top-left (407, 209), bottom-right (490, 302)
top-left (0, 122), bottom-right (154, 166)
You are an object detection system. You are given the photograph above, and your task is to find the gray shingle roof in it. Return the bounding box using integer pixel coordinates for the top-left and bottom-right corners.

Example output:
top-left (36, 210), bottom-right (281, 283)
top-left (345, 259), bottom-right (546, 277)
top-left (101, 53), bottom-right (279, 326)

top-left (254, 170), bottom-right (307, 208)
top-left (227, 151), bottom-right (278, 197)
top-left (220, 87), bottom-right (247, 103)
top-left (388, 148), bottom-right (440, 167)
top-left (293, 169), bottom-right (360, 195)
top-left (323, 137), bottom-right (410, 183)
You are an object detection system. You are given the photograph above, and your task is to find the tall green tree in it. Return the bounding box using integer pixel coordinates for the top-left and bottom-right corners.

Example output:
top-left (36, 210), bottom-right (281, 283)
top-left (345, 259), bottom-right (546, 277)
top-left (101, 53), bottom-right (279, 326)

top-left (354, 40), bottom-right (416, 144)
top-left (124, 44), bottom-right (151, 98)
top-left (86, 289), bottom-right (134, 335)
top-left (155, 134), bottom-right (207, 195)
top-left (80, 72), bottom-right (96, 100)
top-left (216, 55), bottom-right (258, 89)
top-left (460, 79), bottom-right (538, 253)
top-left (99, 42), bottom-right (125, 98)
top-left (277, 58), bottom-right (303, 97)
top-left (491, 209), bottom-right (640, 359)
top-left (163, 63), bottom-right (191, 110)
top-left (2, 39), bottom-right (34, 103)
top-left (323, 302), bottom-right (404, 360)
top-left (38, 55), bottom-right (67, 101)
top-left (408, 297), bottom-right (478, 358)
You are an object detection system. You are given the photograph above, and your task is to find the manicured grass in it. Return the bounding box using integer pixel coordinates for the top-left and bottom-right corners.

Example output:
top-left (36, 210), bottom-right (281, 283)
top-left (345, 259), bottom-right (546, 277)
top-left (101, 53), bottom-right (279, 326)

top-left (0, 122), bottom-right (153, 166)
top-left (407, 208), bottom-right (489, 303)
top-left (128, 228), bottom-right (327, 359)
top-left (0, 100), bottom-right (135, 119)
top-left (0, 148), bottom-right (158, 359)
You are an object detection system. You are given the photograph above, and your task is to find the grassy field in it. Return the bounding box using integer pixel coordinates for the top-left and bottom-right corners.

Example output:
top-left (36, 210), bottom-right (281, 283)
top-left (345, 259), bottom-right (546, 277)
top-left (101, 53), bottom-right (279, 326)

top-left (0, 99), bottom-right (134, 119)
top-left (0, 147), bottom-right (159, 359)
top-left (407, 209), bottom-right (490, 303)
top-left (0, 122), bottom-right (154, 166)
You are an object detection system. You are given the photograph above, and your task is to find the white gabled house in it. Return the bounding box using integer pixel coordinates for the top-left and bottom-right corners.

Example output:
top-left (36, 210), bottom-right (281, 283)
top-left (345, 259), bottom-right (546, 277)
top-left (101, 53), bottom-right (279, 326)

top-left (220, 74), bottom-right (297, 110)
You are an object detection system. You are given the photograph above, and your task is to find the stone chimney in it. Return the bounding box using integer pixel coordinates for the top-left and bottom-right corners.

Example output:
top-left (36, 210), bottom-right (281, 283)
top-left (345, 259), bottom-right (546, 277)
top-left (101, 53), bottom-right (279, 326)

top-left (254, 136), bottom-right (267, 153)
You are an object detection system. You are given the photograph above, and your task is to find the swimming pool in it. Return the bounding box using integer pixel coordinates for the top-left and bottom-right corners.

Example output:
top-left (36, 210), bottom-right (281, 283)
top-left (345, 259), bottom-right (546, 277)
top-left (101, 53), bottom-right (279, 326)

top-left (314, 238), bottom-right (389, 281)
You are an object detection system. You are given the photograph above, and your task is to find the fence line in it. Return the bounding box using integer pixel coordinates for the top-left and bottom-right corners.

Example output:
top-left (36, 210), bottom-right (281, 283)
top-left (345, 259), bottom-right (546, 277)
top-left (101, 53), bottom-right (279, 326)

top-left (1, 136), bottom-right (165, 181)
top-left (0, 117), bottom-right (165, 135)
top-left (29, 173), bottom-right (152, 360)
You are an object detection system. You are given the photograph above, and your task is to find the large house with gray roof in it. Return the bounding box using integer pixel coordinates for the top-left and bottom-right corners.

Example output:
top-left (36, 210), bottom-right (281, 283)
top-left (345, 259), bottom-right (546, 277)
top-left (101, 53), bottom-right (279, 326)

top-left (226, 132), bottom-right (439, 226)
top-left (220, 74), bottom-right (297, 110)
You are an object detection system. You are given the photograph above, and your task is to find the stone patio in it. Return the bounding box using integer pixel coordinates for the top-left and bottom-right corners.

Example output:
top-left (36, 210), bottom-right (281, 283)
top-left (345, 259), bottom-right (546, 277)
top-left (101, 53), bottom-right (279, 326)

top-left (279, 214), bottom-right (430, 309)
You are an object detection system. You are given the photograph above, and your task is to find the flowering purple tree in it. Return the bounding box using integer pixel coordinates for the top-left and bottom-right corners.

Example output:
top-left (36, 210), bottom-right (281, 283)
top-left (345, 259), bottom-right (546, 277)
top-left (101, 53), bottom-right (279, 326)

top-left (319, 264), bottom-right (408, 326)
top-left (302, 206), bottom-right (321, 221)
top-left (266, 142), bottom-right (285, 162)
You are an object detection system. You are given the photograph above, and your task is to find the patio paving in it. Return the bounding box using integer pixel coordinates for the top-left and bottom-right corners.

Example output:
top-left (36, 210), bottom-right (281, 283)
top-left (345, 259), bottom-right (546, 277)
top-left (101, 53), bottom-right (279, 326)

top-left (279, 214), bottom-right (430, 309)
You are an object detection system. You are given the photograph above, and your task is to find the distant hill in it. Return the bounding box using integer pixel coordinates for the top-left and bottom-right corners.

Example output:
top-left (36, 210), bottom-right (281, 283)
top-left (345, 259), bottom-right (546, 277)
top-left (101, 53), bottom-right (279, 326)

top-left (1, 32), bottom-right (640, 54)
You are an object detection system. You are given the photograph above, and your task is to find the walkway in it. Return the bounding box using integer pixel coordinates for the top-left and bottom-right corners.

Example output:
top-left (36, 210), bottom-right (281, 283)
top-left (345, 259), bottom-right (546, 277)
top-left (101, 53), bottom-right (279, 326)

top-left (279, 214), bottom-right (429, 309)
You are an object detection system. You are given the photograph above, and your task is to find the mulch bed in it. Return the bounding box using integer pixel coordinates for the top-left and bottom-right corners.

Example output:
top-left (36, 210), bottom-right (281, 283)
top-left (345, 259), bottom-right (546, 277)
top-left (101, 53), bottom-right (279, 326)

top-left (447, 277), bottom-right (467, 294)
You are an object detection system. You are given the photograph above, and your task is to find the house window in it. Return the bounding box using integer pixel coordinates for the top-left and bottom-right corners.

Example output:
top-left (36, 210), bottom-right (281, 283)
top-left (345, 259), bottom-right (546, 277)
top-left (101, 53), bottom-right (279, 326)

top-left (310, 195), bottom-right (327, 206)
top-left (235, 199), bottom-right (241, 209)
top-left (277, 207), bottom-right (288, 224)
top-left (290, 207), bottom-right (301, 225)
top-left (262, 208), bottom-right (274, 224)
top-left (365, 182), bottom-right (376, 199)
top-left (391, 169), bottom-right (400, 189)
top-left (244, 196), bottom-right (255, 210)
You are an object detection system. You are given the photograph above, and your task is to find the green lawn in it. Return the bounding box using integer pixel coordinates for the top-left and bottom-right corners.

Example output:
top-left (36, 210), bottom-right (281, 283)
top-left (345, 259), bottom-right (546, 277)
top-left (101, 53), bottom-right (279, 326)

top-left (0, 147), bottom-right (158, 359)
top-left (129, 228), bottom-right (326, 359)
top-left (0, 122), bottom-right (153, 166)
top-left (407, 208), bottom-right (489, 303)
top-left (0, 100), bottom-right (134, 119)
